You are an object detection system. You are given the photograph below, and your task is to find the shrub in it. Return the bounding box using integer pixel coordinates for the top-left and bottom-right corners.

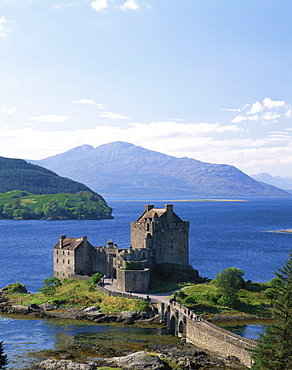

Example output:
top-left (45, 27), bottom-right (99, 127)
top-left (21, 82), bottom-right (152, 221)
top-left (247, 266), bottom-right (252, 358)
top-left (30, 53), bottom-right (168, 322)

top-left (91, 273), bottom-right (102, 285)
top-left (39, 276), bottom-right (62, 296)
top-left (7, 282), bottom-right (27, 293)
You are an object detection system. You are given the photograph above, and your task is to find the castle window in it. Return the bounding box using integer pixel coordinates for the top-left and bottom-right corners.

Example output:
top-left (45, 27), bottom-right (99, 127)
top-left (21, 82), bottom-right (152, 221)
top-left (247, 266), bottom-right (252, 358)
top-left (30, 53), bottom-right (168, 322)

top-left (56, 250), bottom-right (58, 254)
top-left (56, 259), bottom-right (59, 263)
top-left (146, 223), bottom-right (150, 231)
top-left (63, 251), bottom-right (65, 255)
top-left (63, 260), bottom-right (65, 264)
top-left (68, 260), bottom-right (70, 264)
top-left (68, 251), bottom-right (70, 255)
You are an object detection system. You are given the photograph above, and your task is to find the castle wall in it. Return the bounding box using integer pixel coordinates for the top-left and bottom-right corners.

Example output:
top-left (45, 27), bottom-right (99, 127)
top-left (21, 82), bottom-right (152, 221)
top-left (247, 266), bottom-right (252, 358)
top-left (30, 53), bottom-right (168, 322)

top-left (74, 238), bottom-right (94, 276)
top-left (116, 269), bottom-right (150, 293)
top-left (131, 220), bottom-right (189, 266)
top-left (54, 248), bottom-right (75, 278)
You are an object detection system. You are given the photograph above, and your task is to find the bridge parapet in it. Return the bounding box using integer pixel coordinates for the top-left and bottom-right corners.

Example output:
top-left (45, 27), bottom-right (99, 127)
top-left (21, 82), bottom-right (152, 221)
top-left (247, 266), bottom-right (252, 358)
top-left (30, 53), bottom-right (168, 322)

top-left (165, 301), bottom-right (256, 368)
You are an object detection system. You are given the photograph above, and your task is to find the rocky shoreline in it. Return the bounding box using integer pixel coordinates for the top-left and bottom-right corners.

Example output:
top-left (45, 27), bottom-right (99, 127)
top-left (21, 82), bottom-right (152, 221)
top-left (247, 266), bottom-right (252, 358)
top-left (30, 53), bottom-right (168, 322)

top-left (0, 299), bottom-right (255, 369)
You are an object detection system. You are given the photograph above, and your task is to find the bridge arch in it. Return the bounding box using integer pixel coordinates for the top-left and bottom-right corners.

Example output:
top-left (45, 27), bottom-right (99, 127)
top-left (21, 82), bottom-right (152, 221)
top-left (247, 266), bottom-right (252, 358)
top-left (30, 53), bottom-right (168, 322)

top-left (169, 314), bottom-right (176, 335)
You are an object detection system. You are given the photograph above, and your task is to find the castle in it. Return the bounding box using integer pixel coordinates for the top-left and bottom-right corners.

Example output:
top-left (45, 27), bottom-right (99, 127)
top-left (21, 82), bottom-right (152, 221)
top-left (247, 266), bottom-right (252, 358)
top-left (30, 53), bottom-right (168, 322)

top-left (54, 204), bottom-right (190, 292)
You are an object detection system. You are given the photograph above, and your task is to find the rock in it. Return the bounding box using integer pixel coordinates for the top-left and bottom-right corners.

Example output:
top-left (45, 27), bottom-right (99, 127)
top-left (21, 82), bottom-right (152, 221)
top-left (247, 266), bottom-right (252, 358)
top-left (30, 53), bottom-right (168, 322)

top-left (10, 304), bottom-right (30, 314)
top-left (40, 303), bottom-right (58, 311)
top-left (30, 359), bottom-right (97, 369)
top-left (29, 303), bottom-right (41, 309)
top-left (94, 314), bottom-right (117, 323)
top-left (82, 305), bottom-right (100, 313)
top-left (117, 310), bottom-right (153, 325)
top-left (105, 350), bottom-right (171, 370)
top-left (226, 355), bottom-right (240, 363)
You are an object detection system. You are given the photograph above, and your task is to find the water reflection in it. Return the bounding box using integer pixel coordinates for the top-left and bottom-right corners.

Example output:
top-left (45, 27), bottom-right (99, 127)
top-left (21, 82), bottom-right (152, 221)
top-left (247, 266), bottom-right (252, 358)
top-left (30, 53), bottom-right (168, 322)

top-left (220, 322), bottom-right (270, 340)
top-left (0, 314), bottom-right (178, 369)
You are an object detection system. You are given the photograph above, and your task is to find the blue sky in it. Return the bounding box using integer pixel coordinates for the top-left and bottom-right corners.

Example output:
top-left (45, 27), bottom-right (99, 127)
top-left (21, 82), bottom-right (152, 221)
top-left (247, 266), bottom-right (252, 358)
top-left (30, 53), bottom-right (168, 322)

top-left (0, 0), bottom-right (291, 176)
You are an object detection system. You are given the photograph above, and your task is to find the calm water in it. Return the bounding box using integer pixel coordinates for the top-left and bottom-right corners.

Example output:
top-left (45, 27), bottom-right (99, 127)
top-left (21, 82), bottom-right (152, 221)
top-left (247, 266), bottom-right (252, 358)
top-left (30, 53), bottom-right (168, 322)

top-left (1, 197), bottom-right (292, 368)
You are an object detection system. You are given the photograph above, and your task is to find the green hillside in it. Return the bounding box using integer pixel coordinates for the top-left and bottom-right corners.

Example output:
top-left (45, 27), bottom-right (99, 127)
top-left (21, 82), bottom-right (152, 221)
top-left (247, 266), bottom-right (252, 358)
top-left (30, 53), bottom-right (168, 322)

top-left (0, 190), bottom-right (113, 220)
top-left (0, 156), bottom-right (94, 195)
top-left (0, 156), bottom-right (113, 220)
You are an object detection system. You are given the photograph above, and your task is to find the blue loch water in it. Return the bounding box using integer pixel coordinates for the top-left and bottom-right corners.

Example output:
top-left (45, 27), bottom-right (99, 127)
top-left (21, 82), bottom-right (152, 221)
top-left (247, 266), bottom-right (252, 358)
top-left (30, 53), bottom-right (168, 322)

top-left (1, 197), bottom-right (291, 292)
top-left (0, 197), bottom-right (292, 368)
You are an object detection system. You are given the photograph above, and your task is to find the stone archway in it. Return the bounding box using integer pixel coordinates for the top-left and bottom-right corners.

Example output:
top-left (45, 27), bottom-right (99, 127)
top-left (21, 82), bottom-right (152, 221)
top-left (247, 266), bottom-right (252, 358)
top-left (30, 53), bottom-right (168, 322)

top-left (178, 320), bottom-right (185, 337)
top-left (169, 315), bottom-right (176, 335)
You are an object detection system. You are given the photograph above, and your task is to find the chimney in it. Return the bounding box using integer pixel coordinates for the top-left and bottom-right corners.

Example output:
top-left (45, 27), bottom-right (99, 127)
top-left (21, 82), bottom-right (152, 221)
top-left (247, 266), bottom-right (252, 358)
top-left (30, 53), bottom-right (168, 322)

top-left (82, 236), bottom-right (87, 243)
top-left (166, 204), bottom-right (174, 223)
top-left (145, 205), bottom-right (154, 212)
top-left (59, 235), bottom-right (66, 248)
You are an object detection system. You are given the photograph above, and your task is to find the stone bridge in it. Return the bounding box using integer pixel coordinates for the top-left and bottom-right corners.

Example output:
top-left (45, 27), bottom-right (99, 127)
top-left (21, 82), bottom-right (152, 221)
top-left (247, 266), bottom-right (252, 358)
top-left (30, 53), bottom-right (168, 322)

top-left (97, 282), bottom-right (256, 368)
top-left (151, 299), bottom-right (256, 368)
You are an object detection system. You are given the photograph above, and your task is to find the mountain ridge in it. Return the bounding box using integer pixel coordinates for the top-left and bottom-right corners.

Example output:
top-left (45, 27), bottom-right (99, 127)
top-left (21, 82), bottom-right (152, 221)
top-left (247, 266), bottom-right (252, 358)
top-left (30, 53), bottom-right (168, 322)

top-left (29, 141), bottom-right (290, 198)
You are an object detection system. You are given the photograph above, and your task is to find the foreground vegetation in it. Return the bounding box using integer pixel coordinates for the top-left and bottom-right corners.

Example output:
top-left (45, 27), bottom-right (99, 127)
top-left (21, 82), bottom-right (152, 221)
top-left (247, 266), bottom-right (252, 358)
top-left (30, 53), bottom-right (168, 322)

top-left (0, 190), bottom-right (113, 220)
top-left (173, 280), bottom-right (272, 319)
top-left (251, 251), bottom-right (292, 369)
top-left (4, 278), bottom-right (149, 313)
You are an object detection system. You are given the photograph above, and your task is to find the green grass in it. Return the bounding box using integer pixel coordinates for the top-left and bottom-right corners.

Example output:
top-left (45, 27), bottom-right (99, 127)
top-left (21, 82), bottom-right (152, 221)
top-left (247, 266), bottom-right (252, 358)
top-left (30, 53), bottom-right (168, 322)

top-left (6, 279), bottom-right (150, 313)
top-left (174, 281), bottom-right (273, 319)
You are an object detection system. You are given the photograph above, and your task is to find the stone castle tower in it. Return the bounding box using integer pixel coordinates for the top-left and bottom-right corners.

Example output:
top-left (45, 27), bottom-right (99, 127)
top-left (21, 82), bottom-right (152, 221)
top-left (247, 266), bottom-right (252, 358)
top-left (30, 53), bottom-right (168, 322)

top-left (131, 204), bottom-right (189, 265)
top-left (54, 204), bottom-right (190, 292)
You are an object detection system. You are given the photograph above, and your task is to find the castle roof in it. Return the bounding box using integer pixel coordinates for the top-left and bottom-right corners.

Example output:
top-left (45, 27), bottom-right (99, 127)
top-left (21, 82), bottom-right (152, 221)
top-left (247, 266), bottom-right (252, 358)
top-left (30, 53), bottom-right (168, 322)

top-left (54, 237), bottom-right (84, 250)
top-left (136, 204), bottom-right (183, 223)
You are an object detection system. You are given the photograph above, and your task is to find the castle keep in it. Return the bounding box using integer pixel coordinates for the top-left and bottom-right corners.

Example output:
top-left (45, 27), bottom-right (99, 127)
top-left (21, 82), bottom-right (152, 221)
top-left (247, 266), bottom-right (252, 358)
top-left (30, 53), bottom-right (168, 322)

top-left (54, 204), bottom-right (190, 292)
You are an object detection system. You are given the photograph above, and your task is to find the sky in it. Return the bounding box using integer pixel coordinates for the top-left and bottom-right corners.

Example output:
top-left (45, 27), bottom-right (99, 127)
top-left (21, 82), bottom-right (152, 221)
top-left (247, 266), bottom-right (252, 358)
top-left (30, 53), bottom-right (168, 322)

top-left (0, 0), bottom-right (291, 177)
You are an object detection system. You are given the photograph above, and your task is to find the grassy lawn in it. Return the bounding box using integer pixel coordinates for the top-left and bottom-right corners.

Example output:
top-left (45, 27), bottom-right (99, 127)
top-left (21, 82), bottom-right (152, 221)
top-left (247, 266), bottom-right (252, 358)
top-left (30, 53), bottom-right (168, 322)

top-left (5, 279), bottom-right (150, 313)
top-left (172, 280), bottom-right (273, 319)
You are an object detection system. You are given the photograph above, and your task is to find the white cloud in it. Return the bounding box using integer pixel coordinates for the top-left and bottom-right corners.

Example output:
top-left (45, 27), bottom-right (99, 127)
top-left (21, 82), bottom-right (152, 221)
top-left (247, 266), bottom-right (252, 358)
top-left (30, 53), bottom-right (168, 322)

top-left (2, 106), bottom-right (16, 115)
top-left (262, 97), bottom-right (285, 109)
top-left (231, 115), bottom-right (260, 124)
top-left (72, 99), bottom-right (95, 105)
top-left (54, 3), bottom-right (74, 10)
top-left (1, 119), bottom-right (292, 177)
top-left (90, 0), bottom-right (108, 11)
top-left (0, 16), bottom-right (10, 38)
top-left (30, 115), bottom-right (75, 123)
top-left (261, 112), bottom-right (281, 121)
top-left (286, 110), bottom-right (292, 118)
top-left (120, 0), bottom-right (140, 11)
top-left (247, 101), bottom-right (263, 115)
top-left (95, 103), bottom-right (109, 109)
top-left (221, 108), bottom-right (241, 112)
top-left (99, 112), bottom-right (131, 120)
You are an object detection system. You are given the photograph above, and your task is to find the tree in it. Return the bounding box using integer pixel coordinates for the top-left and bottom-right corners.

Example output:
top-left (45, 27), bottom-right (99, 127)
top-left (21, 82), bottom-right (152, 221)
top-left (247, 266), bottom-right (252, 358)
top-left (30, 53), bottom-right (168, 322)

top-left (0, 341), bottom-right (8, 369)
top-left (91, 272), bottom-right (102, 285)
top-left (251, 251), bottom-right (292, 369)
top-left (214, 267), bottom-right (244, 308)
top-left (39, 276), bottom-right (62, 296)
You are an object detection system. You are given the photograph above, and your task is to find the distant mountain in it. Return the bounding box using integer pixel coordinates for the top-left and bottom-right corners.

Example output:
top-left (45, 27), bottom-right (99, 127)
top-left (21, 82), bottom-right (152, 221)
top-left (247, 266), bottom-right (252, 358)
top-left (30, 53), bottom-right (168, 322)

top-left (251, 173), bottom-right (292, 192)
top-left (29, 142), bottom-right (291, 198)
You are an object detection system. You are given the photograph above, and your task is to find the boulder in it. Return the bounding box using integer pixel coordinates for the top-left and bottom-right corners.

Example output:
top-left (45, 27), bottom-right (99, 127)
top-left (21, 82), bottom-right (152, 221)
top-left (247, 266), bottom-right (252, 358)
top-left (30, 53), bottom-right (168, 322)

top-left (40, 303), bottom-right (58, 311)
top-left (29, 303), bottom-right (41, 310)
top-left (105, 351), bottom-right (171, 370)
top-left (117, 310), bottom-right (153, 325)
top-left (10, 304), bottom-right (30, 314)
top-left (82, 306), bottom-right (100, 313)
top-left (30, 359), bottom-right (97, 370)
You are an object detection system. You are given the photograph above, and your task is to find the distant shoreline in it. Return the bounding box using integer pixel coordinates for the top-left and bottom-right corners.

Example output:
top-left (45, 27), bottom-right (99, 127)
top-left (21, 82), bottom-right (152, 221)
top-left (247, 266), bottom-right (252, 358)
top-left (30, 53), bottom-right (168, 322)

top-left (114, 199), bottom-right (247, 202)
